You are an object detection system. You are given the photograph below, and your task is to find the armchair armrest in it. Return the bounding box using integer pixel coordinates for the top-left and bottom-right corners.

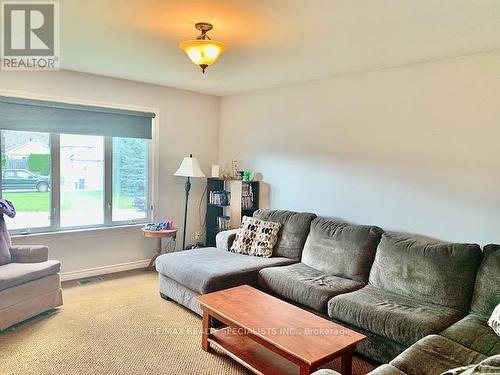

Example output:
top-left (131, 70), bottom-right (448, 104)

top-left (215, 229), bottom-right (240, 250)
top-left (9, 245), bottom-right (49, 263)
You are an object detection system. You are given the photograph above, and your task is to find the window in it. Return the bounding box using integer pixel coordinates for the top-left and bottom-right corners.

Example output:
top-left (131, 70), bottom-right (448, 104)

top-left (1, 130), bottom-right (52, 231)
top-left (1, 131), bottom-right (151, 233)
top-left (60, 134), bottom-right (105, 227)
top-left (0, 96), bottom-right (155, 234)
top-left (112, 137), bottom-right (149, 222)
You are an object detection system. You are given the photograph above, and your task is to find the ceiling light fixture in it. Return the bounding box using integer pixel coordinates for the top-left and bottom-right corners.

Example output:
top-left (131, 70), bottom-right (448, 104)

top-left (179, 22), bottom-right (226, 74)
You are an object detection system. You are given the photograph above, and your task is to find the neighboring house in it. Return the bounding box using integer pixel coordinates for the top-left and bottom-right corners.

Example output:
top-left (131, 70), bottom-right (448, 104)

top-left (4, 138), bottom-right (103, 192)
top-left (60, 144), bottom-right (103, 192)
top-left (5, 139), bottom-right (49, 169)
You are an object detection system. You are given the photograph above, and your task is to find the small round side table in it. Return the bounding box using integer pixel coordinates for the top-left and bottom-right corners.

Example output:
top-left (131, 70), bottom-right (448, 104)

top-left (142, 228), bottom-right (177, 271)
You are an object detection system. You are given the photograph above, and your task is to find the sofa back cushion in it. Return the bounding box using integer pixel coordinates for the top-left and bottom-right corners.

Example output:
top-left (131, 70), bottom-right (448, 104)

top-left (301, 218), bottom-right (383, 283)
top-left (471, 244), bottom-right (500, 318)
top-left (253, 209), bottom-right (316, 260)
top-left (369, 232), bottom-right (483, 311)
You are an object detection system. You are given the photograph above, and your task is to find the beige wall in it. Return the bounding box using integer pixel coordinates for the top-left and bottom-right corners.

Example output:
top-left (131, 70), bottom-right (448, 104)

top-left (0, 70), bottom-right (220, 273)
top-left (1, 50), bottom-right (498, 276)
top-left (219, 51), bottom-right (500, 245)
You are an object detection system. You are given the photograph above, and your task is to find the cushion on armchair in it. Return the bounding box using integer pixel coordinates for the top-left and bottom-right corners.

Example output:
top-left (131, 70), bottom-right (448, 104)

top-left (0, 260), bottom-right (61, 292)
top-left (10, 245), bottom-right (49, 263)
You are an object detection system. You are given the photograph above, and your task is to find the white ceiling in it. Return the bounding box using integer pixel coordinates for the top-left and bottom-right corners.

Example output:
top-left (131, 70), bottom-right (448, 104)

top-left (61, 0), bottom-right (500, 96)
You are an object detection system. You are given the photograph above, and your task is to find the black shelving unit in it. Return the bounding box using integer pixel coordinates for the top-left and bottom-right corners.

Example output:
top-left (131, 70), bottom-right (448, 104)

top-left (205, 177), bottom-right (259, 247)
top-left (206, 178), bottom-right (227, 247)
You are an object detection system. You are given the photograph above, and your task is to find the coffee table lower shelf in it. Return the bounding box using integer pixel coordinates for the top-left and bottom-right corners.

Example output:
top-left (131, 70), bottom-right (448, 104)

top-left (208, 327), bottom-right (301, 375)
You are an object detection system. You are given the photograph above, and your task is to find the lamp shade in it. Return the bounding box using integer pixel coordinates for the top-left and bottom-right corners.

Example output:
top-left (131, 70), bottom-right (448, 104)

top-left (179, 40), bottom-right (225, 70)
top-left (174, 156), bottom-right (205, 178)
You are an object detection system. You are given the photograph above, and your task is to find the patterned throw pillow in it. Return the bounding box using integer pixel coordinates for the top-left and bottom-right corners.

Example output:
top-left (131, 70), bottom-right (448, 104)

top-left (230, 216), bottom-right (281, 258)
top-left (441, 355), bottom-right (500, 375)
top-left (489, 303), bottom-right (500, 337)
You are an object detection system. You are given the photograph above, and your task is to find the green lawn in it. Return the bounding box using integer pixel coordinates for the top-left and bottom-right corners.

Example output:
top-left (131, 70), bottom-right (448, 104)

top-left (3, 191), bottom-right (135, 212)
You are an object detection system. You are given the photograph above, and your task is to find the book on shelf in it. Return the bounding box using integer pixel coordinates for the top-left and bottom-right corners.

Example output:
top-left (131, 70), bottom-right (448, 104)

top-left (241, 183), bottom-right (254, 209)
top-left (209, 190), bottom-right (229, 206)
top-left (217, 216), bottom-right (231, 230)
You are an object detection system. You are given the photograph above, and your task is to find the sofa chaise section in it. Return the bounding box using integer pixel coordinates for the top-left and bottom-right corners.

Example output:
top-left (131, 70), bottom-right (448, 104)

top-left (328, 232), bottom-right (483, 363)
top-left (156, 210), bottom-right (316, 315)
top-left (156, 248), bottom-right (295, 295)
top-left (258, 218), bottom-right (383, 312)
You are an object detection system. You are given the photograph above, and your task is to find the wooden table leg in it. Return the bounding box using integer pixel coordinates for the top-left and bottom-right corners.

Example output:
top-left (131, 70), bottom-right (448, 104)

top-left (202, 310), bottom-right (213, 353)
top-left (147, 238), bottom-right (162, 270)
top-left (299, 364), bottom-right (311, 375)
top-left (341, 349), bottom-right (353, 375)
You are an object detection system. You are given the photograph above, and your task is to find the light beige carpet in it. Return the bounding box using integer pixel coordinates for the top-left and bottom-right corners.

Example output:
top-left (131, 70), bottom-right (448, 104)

top-left (0, 271), bottom-right (377, 375)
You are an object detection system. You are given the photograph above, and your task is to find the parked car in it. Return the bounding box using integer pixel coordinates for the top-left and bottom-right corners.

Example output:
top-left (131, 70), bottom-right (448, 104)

top-left (2, 169), bottom-right (51, 192)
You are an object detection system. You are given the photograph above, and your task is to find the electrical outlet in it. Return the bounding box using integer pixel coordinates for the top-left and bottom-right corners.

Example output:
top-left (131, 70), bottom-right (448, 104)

top-left (194, 232), bottom-right (201, 240)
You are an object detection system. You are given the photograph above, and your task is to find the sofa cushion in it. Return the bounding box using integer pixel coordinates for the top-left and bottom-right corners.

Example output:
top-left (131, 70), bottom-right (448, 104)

top-left (471, 244), bottom-right (500, 318)
top-left (328, 286), bottom-right (464, 346)
top-left (369, 365), bottom-right (407, 375)
top-left (390, 335), bottom-right (486, 375)
top-left (230, 216), bottom-right (281, 258)
top-left (155, 248), bottom-right (296, 294)
top-left (253, 209), bottom-right (316, 260)
top-left (301, 218), bottom-right (383, 283)
top-left (0, 260), bottom-right (61, 292)
top-left (258, 263), bottom-right (364, 312)
top-left (441, 314), bottom-right (500, 357)
top-left (369, 233), bottom-right (482, 311)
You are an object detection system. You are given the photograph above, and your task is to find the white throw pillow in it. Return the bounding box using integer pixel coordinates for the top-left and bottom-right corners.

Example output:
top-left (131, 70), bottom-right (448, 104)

top-left (230, 216), bottom-right (281, 258)
top-left (488, 302), bottom-right (500, 337)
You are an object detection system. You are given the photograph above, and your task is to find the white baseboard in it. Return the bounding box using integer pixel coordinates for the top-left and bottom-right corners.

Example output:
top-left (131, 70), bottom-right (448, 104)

top-left (61, 259), bottom-right (151, 281)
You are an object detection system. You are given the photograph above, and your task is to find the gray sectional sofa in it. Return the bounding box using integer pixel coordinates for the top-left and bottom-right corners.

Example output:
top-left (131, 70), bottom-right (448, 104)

top-left (156, 210), bottom-right (316, 314)
top-left (155, 209), bottom-right (500, 374)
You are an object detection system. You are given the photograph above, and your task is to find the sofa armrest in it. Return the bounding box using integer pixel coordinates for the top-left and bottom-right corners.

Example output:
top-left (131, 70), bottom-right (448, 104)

top-left (311, 370), bottom-right (341, 375)
top-left (216, 229), bottom-right (240, 250)
top-left (9, 245), bottom-right (49, 263)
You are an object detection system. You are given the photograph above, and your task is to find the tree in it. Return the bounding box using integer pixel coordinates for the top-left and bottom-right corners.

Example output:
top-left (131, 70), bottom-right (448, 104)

top-left (27, 154), bottom-right (51, 176)
top-left (113, 139), bottom-right (147, 198)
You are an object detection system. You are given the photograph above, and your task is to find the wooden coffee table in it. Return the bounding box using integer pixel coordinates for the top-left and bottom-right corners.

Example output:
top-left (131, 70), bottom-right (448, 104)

top-left (196, 285), bottom-right (366, 375)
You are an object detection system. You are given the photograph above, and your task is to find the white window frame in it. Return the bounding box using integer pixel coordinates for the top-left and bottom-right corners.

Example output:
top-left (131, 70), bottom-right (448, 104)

top-left (0, 90), bottom-right (159, 236)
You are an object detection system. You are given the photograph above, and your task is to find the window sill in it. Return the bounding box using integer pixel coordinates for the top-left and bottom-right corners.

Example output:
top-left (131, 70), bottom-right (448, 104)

top-left (11, 223), bottom-right (147, 240)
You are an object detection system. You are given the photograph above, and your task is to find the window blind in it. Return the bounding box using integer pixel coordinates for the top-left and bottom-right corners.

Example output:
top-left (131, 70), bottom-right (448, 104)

top-left (0, 96), bottom-right (155, 139)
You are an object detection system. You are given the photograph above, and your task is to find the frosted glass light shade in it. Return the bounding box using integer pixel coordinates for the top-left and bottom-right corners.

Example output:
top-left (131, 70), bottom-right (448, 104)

top-left (179, 40), bottom-right (225, 68)
top-left (174, 156), bottom-right (205, 178)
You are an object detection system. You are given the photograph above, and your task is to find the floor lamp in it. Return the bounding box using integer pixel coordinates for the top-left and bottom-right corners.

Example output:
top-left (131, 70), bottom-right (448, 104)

top-left (174, 154), bottom-right (205, 250)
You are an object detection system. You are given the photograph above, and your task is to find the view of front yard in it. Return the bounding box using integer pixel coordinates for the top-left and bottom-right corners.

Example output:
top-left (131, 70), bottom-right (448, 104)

top-left (3, 191), bottom-right (134, 212)
top-left (2, 131), bottom-right (149, 230)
